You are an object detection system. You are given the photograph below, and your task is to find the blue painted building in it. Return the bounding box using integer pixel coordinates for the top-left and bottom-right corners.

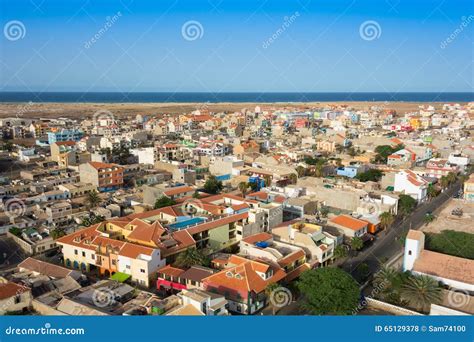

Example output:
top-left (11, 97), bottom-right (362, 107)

top-left (47, 129), bottom-right (84, 144)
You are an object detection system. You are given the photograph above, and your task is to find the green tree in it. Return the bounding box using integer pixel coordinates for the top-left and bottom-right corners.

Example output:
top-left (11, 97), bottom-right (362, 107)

top-left (203, 175), bottom-right (223, 194)
top-left (263, 175), bottom-right (272, 187)
top-left (174, 248), bottom-right (209, 268)
top-left (86, 190), bottom-right (101, 209)
top-left (297, 268), bottom-right (360, 315)
top-left (288, 173), bottom-right (298, 184)
top-left (440, 176), bottom-right (449, 190)
top-left (50, 229), bottom-right (66, 239)
top-left (426, 184), bottom-right (439, 201)
top-left (154, 196), bottom-right (176, 209)
top-left (355, 169), bottom-right (383, 182)
top-left (238, 182), bottom-right (249, 197)
top-left (334, 245), bottom-right (348, 260)
top-left (379, 212), bottom-right (395, 232)
top-left (446, 171), bottom-right (457, 185)
top-left (296, 165), bottom-right (306, 177)
top-left (8, 227), bottom-right (22, 237)
top-left (401, 274), bottom-right (442, 312)
top-left (373, 144), bottom-right (404, 164)
top-left (350, 236), bottom-right (364, 251)
top-left (398, 194), bottom-right (417, 216)
top-left (424, 213), bottom-right (435, 225)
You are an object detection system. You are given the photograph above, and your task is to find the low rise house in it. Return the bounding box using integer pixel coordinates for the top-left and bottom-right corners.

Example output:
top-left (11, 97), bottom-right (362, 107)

top-left (394, 170), bottom-right (428, 202)
top-left (328, 215), bottom-right (369, 240)
top-left (272, 222), bottom-right (335, 266)
top-left (0, 279), bottom-right (32, 314)
top-left (166, 289), bottom-right (228, 316)
top-left (79, 161), bottom-right (124, 192)
top-left (203, 255), bottom-right (286, 315)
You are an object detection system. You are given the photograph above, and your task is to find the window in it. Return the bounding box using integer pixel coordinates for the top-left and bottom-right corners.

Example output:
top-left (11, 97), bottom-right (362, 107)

top-left (126, 265), bottom-right (130, 269)
top-left (91, 254), bottom-right (95, 259)
top-left (140, 269), bottom-right (145, 273)
top-left (112, 260), bottom-right (116, 265)
top-left (74, 249), bottom-right (78, 255)
top-left (82, 251), bottom-right (86, 257)
top-left (408, 250), bottom-right (412, 256)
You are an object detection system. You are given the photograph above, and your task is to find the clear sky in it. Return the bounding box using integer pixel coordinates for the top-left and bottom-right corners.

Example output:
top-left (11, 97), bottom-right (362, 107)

top-left (0, 0), bottom-right (472, 92)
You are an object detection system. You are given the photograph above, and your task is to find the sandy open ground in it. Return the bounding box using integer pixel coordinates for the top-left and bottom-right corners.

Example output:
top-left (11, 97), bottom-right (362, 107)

top-left (0, 101), bottom-right (457, 119)
top-left (421, 198), bottom-right (474, 234)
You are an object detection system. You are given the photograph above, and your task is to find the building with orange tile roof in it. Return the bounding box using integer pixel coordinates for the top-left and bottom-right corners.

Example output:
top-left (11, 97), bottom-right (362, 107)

top-left (328, 215), bottom-right (369, 238)
top-left (394, 169), bottom-right (428, 202)
top-left (202, 255), bottom-right (286, 314)
top-left (79, 161), bottom-right (124, 192)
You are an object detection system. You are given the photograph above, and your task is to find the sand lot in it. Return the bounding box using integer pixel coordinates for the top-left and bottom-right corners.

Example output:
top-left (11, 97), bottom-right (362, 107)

top-left (0, 101), bottom-right (454, 119)
top-left (421, 198), bottom-right (474, 234)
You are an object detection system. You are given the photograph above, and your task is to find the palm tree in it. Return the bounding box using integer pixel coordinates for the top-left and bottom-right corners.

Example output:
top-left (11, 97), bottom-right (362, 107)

top-left (423, 213), bottom-right (435, 225)
top-left (296, 165), bottom-right (305, 177)
top-left (446, 171), bottom-right (457, 185)
top-left (427, 184), bottom-right (438, 201)
top-left (314, 163), bottom-right (324, 177)
top-left (174, 248), bottom-right (208, 268)
top-left (86, 190), bottom-right (101, 209)
top-left (334, 245), bottom-right (348, 260)
top-left (238, 182), bottom-right (249, 197)
top-left (350, 237), bottom-right (364, 252)
top-left (379, 212), bottom-right (395, 232)
top-left (440, 176), bottom-right (449, 190)
top-left (263, 175), bottom-right (272, 187)
top-left (401, 274), bottom-right (442, 312)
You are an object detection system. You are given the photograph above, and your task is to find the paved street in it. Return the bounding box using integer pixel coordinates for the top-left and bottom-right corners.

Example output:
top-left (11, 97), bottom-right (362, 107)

top-left (342, 181), bottom-right (462, 281)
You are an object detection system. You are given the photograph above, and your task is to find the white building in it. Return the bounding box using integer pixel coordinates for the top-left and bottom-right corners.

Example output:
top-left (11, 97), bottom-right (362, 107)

top-left (394, 170), bottom-right (428, 202)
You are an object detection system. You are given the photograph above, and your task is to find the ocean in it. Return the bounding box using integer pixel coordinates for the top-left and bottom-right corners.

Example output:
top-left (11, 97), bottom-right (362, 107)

top-left (0, 92), bottom-right (472, 103)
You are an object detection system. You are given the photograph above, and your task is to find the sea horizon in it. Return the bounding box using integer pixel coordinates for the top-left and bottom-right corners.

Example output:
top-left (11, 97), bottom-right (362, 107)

top-left (0, 91), bottom-right (472, 104)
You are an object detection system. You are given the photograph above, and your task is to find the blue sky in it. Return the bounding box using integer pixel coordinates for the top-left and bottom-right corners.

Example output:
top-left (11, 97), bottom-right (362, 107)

top-left (0, 0), bottom-right (472, 92)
